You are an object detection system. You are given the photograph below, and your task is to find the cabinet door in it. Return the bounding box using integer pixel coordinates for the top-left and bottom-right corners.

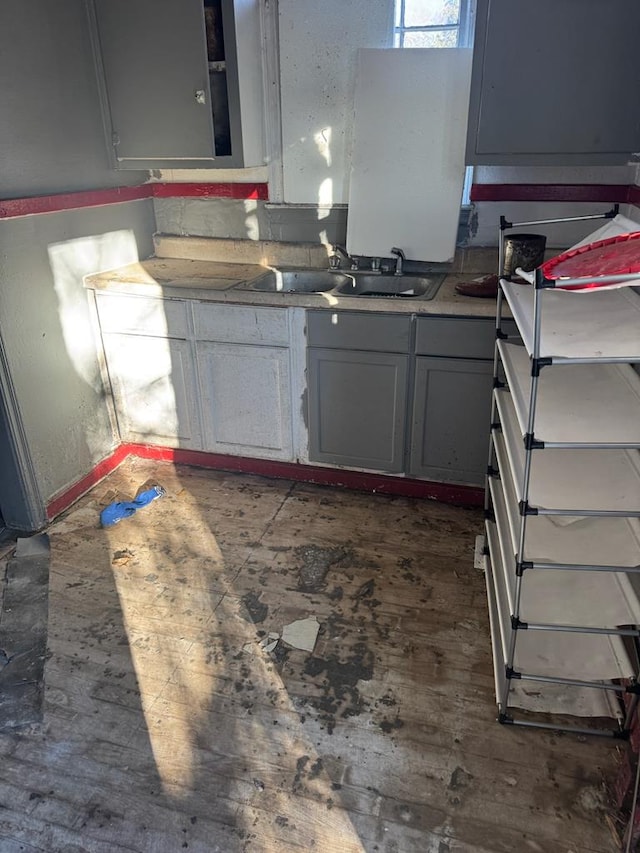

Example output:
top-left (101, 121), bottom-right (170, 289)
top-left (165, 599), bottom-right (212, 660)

top-left (410, 357), bottom-right (493, 486)
top-left (466, 0), bottom-right (640, 165)
top-left (103, 334), bottom-right (201, 448)
top-left (197, 343), bottom-right (293, 460)
top-left (94, 0), bottom-right (215, 163)
top-left (308, 349), bottom-right (408, 473)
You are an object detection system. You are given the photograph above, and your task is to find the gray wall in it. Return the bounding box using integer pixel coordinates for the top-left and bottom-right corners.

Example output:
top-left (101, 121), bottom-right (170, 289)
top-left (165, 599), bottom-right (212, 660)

top-left (0, 202), bottom-right (155, 510)
top-left (154, 197), bottom-right (349, 245)
top-left (0, 0), bottom-right (147, 196)
top-left (0, 2), bottom-right (155, 525)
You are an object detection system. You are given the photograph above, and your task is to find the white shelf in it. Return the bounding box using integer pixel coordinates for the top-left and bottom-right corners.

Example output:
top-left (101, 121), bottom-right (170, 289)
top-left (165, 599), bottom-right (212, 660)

top-left (485, 521), bottom-right (635, 683)
top-left (488, 475), bottom-right (640, 628)
top-left (495, 388), bottom-right (640, 514)
top-left (483, 549), bottom-right (622, 720)
top-left (500, 279), bottom-right (640, 362)
top-left (492, 431), bottom-right (640, 569)
top-left (498, 340), bottom-right (640, 446)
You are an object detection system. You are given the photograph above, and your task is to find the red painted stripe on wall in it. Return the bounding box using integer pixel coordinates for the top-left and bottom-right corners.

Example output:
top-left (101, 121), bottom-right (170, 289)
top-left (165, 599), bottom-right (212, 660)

top-left (151, 182), bottom-right (269, 200)
top-left (628, 185), bottom-right (640, 207)
top-left (46, 442), bottom-right (484, 520)
top-left (0, 186), bottom-right (151, 218)
top-left (0, 182), bottom-right (270, 219)
top-left (5, 180), bottom-right (637, 220)
top-left (470, 183), bottom-right (632, 204)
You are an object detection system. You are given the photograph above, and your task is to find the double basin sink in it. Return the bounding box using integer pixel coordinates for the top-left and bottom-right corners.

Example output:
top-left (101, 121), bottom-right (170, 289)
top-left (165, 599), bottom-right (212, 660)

top-left (234, 269), bottom-right (445, 300)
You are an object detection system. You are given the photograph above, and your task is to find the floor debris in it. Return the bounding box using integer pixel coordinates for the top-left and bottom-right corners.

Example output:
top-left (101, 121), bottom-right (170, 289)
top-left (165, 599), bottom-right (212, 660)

top-left (281, 616), bottom-right (320, 652)
top-left (100, 484), bottom-right (165, 528)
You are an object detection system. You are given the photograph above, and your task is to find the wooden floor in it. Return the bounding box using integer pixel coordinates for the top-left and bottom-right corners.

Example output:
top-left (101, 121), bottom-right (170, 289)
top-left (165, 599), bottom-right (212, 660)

top-left (0, 459), bottom-right (624, 852)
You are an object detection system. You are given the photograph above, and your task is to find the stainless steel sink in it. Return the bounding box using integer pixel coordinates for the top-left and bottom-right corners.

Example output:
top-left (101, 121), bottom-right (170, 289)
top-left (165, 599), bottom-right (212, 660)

top-left (237, 269), bottom-right (351, 293)
top-left (332, 273), bottom-right (445, 299)
top-left (234, 268), bottom-right (445, 300)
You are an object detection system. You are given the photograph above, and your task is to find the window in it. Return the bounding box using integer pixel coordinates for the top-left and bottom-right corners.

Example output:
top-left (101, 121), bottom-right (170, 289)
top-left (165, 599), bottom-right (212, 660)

top-left (394, 0), bottom-right (474, 48)
top-left (394, 0), bottom-right (475, 204)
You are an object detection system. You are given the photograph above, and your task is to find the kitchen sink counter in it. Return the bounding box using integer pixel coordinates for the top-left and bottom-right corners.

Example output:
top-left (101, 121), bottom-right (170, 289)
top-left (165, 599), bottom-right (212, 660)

top-left (85, 258), bottom-right (505, 318)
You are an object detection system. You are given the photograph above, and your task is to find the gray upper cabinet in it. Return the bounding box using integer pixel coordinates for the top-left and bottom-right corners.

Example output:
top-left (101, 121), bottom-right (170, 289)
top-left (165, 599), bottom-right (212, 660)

top-left (91, 0), bottom-right (264, 169)
top-left (466, 0), bottom-right (640, 165)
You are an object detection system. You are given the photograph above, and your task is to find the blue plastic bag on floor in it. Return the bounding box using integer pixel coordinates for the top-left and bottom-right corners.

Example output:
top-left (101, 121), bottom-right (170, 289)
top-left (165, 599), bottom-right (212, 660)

top-left (100, 484), bottom-right (166, 528)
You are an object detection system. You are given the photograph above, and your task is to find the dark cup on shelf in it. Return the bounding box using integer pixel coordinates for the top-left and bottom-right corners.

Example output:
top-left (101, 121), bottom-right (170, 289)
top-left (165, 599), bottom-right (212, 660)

top-left (503, 234), bottom-right (547, 277)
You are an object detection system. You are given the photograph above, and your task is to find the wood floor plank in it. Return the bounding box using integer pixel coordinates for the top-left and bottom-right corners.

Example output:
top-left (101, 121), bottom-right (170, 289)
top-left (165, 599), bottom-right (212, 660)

top-left (0, 460), bottom-right (622, 852)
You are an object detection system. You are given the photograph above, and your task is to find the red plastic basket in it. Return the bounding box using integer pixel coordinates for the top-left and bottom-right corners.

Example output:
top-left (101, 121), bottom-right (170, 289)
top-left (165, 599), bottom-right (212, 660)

top-left (540, 231), bottom-right (640, 291)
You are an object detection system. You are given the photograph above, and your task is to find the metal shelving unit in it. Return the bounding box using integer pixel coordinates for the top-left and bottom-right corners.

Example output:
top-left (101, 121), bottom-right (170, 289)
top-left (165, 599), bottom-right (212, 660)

top-left (483, 209), bottom-right (640, 736)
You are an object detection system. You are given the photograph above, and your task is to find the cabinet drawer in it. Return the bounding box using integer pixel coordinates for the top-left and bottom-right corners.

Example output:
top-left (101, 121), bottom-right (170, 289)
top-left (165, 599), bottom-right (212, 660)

top-left (194, 304), bottom-right (289, 346)
top-left (96, 293), bottom-right (188, 338)
top-left (307, 310), bottom-right (411, 353)
top-left (415, 317), bottom-right (491, 358)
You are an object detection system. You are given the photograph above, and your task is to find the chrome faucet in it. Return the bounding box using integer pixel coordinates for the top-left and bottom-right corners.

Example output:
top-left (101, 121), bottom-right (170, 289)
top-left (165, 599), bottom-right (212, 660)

top-left (391, 247), bottom-right (405, 276)
top-left (331, 245), bottom-right (358, 270)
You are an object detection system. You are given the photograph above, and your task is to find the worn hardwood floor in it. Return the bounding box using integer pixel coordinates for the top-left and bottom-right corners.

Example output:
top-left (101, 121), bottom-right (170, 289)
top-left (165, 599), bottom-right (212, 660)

top-left (0, 459), bottom-right (623, 852)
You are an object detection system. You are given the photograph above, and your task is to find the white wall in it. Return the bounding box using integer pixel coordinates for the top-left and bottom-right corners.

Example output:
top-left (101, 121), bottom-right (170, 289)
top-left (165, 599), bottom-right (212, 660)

top-left (468, 164), bottom-right (638, 247)
top-left (278, 0), bottom-right (394, 205)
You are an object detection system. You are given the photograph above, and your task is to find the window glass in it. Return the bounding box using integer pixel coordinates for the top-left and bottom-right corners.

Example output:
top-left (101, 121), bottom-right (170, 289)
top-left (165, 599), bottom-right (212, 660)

top-left (404, 0), bottom-right (459, 28)
top-left (403, 29), bottom-right (458, 48)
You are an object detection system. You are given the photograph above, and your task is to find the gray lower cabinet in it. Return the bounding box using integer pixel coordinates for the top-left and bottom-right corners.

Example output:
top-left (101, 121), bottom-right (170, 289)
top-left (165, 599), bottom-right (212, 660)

top-left (306, 310), bottom-right (411, 473)
top-left (306, 311), bottom-right (498, 485)
top-left (196, 341), bottom-right (292, 460)
top-left (409, 356), bottom-right (493, 485)
top-left (307, 348), bottom-right (408, 473)
top-left (102, 333), bottom-right (201, 448)
top-left (410, 316), bottom-right (498, 486)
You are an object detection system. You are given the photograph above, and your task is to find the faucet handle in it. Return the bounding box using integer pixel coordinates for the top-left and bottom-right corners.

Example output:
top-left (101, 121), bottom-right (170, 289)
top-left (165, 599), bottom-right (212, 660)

top-left (390, 247), bottom-right (405, 276)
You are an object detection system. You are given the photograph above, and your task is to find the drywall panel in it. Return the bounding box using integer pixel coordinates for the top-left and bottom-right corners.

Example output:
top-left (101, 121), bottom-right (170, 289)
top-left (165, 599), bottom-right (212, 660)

top-left (347, 48), bottom-right (472, 262)
top-left (278, 0), bottom-right (394, 205)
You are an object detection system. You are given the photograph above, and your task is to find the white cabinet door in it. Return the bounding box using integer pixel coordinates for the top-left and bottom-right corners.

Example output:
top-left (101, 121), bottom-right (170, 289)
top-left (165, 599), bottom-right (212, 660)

top-left (197, 342), bottom-right (292, 460)
top-left (103, 334), bottom-right (201, 448)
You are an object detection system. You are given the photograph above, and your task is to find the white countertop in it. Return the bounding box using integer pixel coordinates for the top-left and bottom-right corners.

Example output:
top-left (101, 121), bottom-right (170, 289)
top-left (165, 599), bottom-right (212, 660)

top-left (85, 258), bottom-right (503, 318)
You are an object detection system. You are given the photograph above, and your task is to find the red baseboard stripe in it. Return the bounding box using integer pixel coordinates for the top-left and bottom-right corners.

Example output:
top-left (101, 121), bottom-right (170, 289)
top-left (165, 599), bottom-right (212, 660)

top-left (128, 444), bottom-right (484, 505)
top-left (46, 443), bottom-right (131, 520)
top-left (470, 183), bottom-right (632, 204)
top-left (46, 443), bottom-right (484, 519)
top-left (1, 182), bottom-right (270, 219)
